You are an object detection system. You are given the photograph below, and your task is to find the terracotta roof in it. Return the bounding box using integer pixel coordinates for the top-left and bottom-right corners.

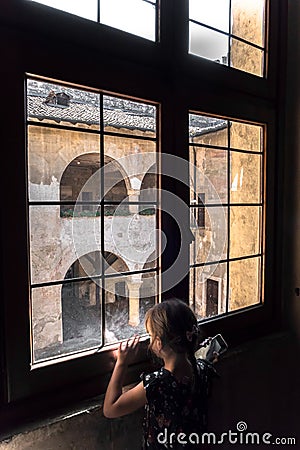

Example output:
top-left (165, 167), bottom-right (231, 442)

top-left (27, 79), bottom-right (227, 134)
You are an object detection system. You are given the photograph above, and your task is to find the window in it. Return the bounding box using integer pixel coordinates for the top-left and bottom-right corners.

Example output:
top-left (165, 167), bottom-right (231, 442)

top-left (189, 113), bottom-right (264, 320)
top-left (189, 0), bottom-right (267, 77)
top-left (27, 76), bottom-right (159, 366)
top-left (206, 279), bottom-right (219, 316)
top-left (191, 193), bottom-right (205, 229)
top-left (28, 0), bottom-right (158, 41)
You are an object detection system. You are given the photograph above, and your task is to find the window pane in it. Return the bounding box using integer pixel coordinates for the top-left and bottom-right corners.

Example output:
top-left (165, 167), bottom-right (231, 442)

top-left (190, 147), bottom-right (228, 204)
top-left (229, 257), bottom-right (261, 311)
top-left (189, 0), bottom-right (230, 33)
top-left (189, 23), bottom-right (228, 63)
top-left (29, 206), bottom-right (102, 285)
top-left (28, 0), bottom-right (98, 20)
top-left (189, 114), bottom-right (228, 146)
top-left (100, 0), bottom-right (156, 41)
top-left (31, 281), bottom-right (102, 364)
top-left (104, 207), bottom-right (157, 274)
top-left (230, 39), bottom-right (264, 77)
top-left (231, 0), bottom-right (266, 47)
top-left (28, 126), bottom-right (101, 202)
top-left (105, 271), bottom-right (158, 344)
top-left (27, 79), bottom-right (100, 129)
top-left (230, 152), bottom-right (262, 203)
top-left (103, 136), bottom-right (156, 206)
top-left (230, 121), bottom-right (263, 152)
top-left (230, 206), bottom-right (261, 259)
top-left (104, 96), bottom-right (156, 138)
top-left (190, 207), bottom-right (228, 265)
top-left (190, 263), bottom-right (227, 319)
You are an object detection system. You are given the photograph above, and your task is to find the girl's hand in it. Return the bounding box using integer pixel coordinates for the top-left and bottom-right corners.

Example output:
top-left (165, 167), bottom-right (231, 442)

top-left (212, 351), bottom-right (219, 364)
top-left (116, 335), bottom-right (140, 367)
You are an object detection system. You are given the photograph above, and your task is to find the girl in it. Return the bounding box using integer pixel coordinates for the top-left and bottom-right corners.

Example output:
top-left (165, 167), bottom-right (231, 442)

top-left (103, 299), bottom-right (216, 449)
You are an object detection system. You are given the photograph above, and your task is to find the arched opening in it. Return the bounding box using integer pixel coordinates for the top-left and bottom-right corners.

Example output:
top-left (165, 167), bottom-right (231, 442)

top-left (60, 153), bottom-right (129, 217)
top-left (62, 251), bottom-right (102, 344)
top-left (62, 251), bottom-right (131, 344)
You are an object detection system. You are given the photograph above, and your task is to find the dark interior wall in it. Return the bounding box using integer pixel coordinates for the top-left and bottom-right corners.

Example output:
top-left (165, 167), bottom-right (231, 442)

top-left (209, 332), bottom-right (300, 449)
top-left (283, 0), bottom-right (300, 341)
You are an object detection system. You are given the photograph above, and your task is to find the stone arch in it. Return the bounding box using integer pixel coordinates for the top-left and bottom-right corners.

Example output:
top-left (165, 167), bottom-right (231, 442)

top-left (139, 164), bottom-right (156, 215)
top-left (139, 164), bottom-right (156, 200)
top-left (59, 153), bottom-right (130, 217)
top-left (61, 250), bottom-right (130, 343)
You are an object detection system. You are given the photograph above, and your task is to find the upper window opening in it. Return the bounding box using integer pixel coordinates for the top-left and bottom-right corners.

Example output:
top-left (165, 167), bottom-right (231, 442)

top-left (28, 0), bottom-right (158, 41)
top-left (189, 0), bottom-right (267, 77)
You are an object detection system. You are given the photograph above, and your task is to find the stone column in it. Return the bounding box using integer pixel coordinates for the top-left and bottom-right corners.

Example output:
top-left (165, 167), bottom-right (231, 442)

top-left (127, 188), bottom-right (140, 214)
top-left (127, 279), bottom-right (142, 326)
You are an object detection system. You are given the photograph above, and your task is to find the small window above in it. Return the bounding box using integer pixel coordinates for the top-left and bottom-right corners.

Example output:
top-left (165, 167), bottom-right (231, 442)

top-left (28, 0), bottom-right (158, 42)
top-left (189, 0), bottom-right (267, 77)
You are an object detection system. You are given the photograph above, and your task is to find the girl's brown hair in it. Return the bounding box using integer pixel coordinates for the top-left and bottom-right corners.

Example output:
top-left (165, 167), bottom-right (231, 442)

top-left (145, 298), bottom-right (200, 357)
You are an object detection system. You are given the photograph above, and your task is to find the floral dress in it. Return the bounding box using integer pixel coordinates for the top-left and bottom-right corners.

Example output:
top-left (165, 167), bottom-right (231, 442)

top-left (141, 359), bottom-right (215, 450)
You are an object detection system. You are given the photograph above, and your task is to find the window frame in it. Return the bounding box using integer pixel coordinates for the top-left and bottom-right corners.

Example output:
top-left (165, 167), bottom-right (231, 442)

top-left (0, 0), bottom-right (287, 435)
top-left (26, 76), bottom-right (160, 367)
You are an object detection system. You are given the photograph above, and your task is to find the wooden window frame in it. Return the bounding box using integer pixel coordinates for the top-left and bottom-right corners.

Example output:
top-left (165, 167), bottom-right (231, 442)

top-left (0, 0), bottom-right (287, 437)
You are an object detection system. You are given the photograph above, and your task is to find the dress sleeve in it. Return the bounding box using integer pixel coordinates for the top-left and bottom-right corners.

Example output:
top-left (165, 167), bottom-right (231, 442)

top-left (140, 370), bottom-right (161, 401)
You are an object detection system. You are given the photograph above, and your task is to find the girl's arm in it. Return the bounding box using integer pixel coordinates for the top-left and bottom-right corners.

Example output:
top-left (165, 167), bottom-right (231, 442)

top-left (103, 336), bottom-right (147, 419)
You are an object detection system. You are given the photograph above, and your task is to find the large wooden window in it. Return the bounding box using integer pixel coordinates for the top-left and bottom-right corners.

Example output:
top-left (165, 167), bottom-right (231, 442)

top-left (189, 113), bottom-right (264, 320)
top-left (27, 76), bottom-right (159, 366)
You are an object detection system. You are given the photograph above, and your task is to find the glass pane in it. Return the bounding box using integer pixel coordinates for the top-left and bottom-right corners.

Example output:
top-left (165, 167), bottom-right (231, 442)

top-left (190, 146), bottom-right (228, 204)
top-left (104, 207), bottom-right (157, 274)
top-left (189, 0), bottom-right (230, 33)
top-left (104, 96), bottom-right (156, 138)
top-left (190, 207), bottom-right (227, 265)
top-left (103, 157), bottom-right (157, 205)
top-left (31, 280), bottom-right (102, 364)
top-left (231, 0), bottom-right (266, 47)
top-left (189, 23), bottom-right (229, 64)
top-left (230, 152), bottom-right (262, 203)
top-left (230, 121), bottom-right (263, 152)
top-left (105, 271), bottom-right (158, 344)
top-left (29, 205), bottom-right (102, 284)
top-left (230, 39), bottom-right (264, 77)
top-left (189, 263), bottom-right (227, 319)
top-left (230, 206), bottom-right (261, 259)
top-left (229, 257), bottom-right (261, 311)
top-left (189, 114), bottom-right (228, 145)
top-left (100, 0), bottom-right (156, 41)
top-left (28, 0), bottom-right (98, 21)
top-left (27, 79), bottom-right (100, 129)
top-left (28, 126), bottom-right (100, 203)
top-left (104, 135), bottom-right (156, 203)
